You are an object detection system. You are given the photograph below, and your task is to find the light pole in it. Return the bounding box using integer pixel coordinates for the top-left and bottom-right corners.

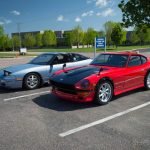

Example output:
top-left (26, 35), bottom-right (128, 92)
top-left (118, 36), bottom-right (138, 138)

top-left (17, 22), bottom-right (22, 50)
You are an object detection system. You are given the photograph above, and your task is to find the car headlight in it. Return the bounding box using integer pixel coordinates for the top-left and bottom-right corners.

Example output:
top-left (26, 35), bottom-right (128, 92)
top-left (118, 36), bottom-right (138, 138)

top-left (80, 79), bottom-right (90, 89)
top-left (75, 79), bottom-right (90, 90)
top-left (4, 70), bottom-right (12, 76)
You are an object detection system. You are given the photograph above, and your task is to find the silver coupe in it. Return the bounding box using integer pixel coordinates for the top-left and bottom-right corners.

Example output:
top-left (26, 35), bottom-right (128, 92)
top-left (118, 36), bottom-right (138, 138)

top-left (0, 52), bottom-right (92, 89)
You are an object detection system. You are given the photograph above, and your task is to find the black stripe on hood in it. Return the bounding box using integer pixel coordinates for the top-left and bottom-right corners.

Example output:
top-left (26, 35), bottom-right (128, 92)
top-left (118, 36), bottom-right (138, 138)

top-left (50, 66), bottom-right (101, 85)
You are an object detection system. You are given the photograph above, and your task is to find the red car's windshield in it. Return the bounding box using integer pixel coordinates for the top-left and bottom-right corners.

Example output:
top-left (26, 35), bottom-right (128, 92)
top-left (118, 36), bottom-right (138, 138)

top-left (91, 54), bottom-right (128, 67)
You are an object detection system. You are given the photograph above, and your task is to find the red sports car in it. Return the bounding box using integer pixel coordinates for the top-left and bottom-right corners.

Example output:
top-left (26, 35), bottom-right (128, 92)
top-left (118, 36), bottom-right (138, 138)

top-left (50, 52), bottom-right (150, 105)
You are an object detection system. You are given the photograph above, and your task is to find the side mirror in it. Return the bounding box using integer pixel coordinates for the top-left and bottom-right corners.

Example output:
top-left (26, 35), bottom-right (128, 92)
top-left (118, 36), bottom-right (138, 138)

top-left (63, 63), bottom-right (66, 69)
top-left (63, 63), bottom-right (67, 73)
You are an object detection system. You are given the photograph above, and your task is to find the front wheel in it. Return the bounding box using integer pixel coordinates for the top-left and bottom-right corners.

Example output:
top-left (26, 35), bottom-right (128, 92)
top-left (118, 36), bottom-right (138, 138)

top-left (144, 71), bottom-right (150, 90)
top-left (94, 80), bottom-right (113, 105)
top-left (24, 73), bottom-right (41, 90)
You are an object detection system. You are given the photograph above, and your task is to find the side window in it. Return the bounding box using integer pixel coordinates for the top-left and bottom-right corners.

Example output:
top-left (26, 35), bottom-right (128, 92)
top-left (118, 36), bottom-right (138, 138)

top-left (141, 56), bottom-right (147, 64)
top-left (53, 55), bottom-right (67, 64)
top-left (72, 54), bottom-right (88, 62)
top-left (128, 56), bottom-right (142, 67)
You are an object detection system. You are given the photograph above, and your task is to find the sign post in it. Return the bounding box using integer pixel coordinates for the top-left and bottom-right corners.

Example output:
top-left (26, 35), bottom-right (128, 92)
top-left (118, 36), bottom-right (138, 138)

top-left (94, 37), bottom-right (106, 58)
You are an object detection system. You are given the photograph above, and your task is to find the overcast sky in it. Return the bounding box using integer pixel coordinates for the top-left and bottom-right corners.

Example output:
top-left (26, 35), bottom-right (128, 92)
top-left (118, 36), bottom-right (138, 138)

top-left (0, 0), bottom-right (128, 35)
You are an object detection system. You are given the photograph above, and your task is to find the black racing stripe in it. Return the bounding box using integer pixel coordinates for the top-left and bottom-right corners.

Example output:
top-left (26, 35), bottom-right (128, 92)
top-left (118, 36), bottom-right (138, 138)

top-left (50, 66), bottom-right (100, 85)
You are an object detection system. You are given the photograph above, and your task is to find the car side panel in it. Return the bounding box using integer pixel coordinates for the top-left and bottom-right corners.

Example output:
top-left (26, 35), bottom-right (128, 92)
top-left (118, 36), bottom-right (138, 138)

top-left (13, 65), bottom-right (50, 84)
top-left (124, 64), bottom-right (148, 89)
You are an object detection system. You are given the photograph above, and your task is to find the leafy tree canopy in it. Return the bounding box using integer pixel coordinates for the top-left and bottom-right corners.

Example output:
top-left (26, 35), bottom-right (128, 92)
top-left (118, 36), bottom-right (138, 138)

top-left (119, 0), bottom-right (150, 27)
top-left (111, 24), bottom-right (123, 48)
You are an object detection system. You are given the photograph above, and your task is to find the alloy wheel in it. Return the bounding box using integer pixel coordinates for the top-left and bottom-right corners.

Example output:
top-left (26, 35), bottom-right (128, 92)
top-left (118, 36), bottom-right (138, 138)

top-left (98, 83), bottom-right (112, 103)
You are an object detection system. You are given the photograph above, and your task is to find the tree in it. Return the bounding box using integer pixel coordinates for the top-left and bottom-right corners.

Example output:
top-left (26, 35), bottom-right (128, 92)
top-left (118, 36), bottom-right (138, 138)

top-left (129, 32), bottom-right (140, 44)
top-left (0, 35), bottom-right (12, 51)
top-left (104, 21), bottom-right (115, 46)
top-left (51, 30), bottom-right (57, 46)
top-left (119, 0), bottom-right (150, 27)
top-left (64, 31), bottom-right (74, 47)
top-left (0, 25), bottom-right (4, 37)
top-left (145, 28), bottom-right (150, 43)
top-left (135, 25), bottom-right (148, 45)
top-left (12, 35), bottom-right (20, 50)
top-left (122, 30), bottom-right (127, 44)
top-left (85, 28), bottom-right (97, 47)
top-left (35, 33), bottom-right (43, 47)
top-left (98, 30), bottom-right (105, 37)
top-left (42, 30), bottom-right (57, 47)
top-left (111, 24), bottom-right (123, 48)
top-left (24, 33), bottom-right (35, 48)
top-left (72, 25), bottom-right (84, 48)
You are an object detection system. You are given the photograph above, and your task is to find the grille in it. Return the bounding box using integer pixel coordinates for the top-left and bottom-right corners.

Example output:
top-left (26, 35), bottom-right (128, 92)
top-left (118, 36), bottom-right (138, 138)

top-left (50, 80), bottom-right (76, 95)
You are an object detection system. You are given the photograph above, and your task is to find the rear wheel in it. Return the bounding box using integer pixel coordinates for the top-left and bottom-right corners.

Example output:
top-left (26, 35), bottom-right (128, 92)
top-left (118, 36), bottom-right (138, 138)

top-left (144, 71), bottom-right (150, 90)
top-left (94, 80), bottom-right (113, 105)
top-left (24, 73), bottom-right (41, 90)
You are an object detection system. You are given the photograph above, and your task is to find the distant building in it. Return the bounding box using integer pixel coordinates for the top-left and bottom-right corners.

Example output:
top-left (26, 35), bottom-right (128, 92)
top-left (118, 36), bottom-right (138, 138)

top-left (54, 31), bottom-right (64, 38)
top-left (11, 30), bottom-right (69, 47)
top-left (11, 30), bottom-right (44, 41)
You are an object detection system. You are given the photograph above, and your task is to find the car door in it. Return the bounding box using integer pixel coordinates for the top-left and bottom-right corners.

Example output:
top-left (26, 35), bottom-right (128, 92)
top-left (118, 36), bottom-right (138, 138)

top-left (124, 55), bottom-right (146, 89)
top-left (50, 54), bottom-right (69, 75)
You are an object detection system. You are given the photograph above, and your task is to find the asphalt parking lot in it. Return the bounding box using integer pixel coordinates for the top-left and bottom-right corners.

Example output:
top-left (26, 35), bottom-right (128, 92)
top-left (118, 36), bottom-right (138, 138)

top-left (0, 50), bottom-right (150, 150)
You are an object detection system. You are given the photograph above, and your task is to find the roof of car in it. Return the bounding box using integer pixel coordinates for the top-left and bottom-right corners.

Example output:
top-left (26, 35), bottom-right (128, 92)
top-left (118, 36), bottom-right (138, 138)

top-left (41, 52), bottom-right (88, 56)
top-left (41, 52), bottom-right (68, 55)
top-left (101, 51), bottom-right (143, 56)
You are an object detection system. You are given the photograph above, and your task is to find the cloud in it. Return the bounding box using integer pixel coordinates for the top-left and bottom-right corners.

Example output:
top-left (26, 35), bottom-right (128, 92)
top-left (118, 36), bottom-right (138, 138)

top-left (95, 0), bottom-right (110, 7)
top-left (57, 15), bottom-right (64, 21)
top-left (81, 10), bottom-right (94, 17)
top-left (11, 10), bottom-right (20, 16)
top-left (0, 21), bottom-right (4, 25)
top-left (75, 17), bottom-right (82, 22)
top-left (0, 18), bottom-right (12, 25)
top-left (5, 19), bottom-right (12, 24)
top-left (86, 0), bottom-right (95, 4)
top-left (57, 15), bottom-right (68, 22)
top-left (96, 8), bottom-right (114, 17)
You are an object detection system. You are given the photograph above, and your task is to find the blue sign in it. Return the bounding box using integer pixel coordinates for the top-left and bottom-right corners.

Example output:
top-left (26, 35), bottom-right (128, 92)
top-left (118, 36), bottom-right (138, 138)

top-left (96, 37), bottom-right (105, 48)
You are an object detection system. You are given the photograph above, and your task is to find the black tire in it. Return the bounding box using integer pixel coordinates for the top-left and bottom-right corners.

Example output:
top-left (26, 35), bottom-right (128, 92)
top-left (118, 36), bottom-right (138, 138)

top-left (144, 71), bottom-right (150, 90)
top-left (23, 73), bottom-right (41, 90)
top-left (94, 80), bottom-right (113, 105)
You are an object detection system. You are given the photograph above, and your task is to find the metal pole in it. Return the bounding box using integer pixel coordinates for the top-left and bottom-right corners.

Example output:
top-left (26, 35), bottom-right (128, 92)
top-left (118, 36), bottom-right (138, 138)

top-left (94, 37), bottom-right (96, 58)
top-left (105, 37), bottom-right (106, 52)
top-left (17, 23), bottom-right (22, 50)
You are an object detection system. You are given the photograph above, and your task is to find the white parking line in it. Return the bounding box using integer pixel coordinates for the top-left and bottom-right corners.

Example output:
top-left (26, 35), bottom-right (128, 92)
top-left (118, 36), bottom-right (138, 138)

top-left (59, 101), bottom-right (150, 137)
top-left (3, 91), bottom-right (50, 101)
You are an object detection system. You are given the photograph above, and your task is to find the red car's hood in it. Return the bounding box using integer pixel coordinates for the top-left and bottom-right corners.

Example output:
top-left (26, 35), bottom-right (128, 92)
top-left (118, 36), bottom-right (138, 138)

top-left (50, 65), bottom-right (110, 85)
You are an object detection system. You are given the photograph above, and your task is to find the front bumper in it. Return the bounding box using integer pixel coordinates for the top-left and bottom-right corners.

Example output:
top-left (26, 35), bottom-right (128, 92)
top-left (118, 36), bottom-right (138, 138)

top-left (51, 88), bottom-right (95, 102)
top-left (0, 76), bottom-right (22, 89)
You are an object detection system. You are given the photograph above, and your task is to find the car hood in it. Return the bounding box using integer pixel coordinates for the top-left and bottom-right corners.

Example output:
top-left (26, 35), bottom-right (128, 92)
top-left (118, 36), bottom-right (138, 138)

top-left (1, 63), bottom-right (43, 73)
top-left (50, 66), bottom-right (102, 85)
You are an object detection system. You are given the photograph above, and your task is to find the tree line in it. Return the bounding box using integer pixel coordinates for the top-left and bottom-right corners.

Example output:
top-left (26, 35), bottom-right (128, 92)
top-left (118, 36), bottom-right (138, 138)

top-left (0, 22), bottom-right (150, 51)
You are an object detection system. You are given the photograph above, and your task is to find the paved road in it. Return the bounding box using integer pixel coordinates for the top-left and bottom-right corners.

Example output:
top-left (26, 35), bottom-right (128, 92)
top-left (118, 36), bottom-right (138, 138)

top-left (0, 86), bottom-right (149, 150)
top-left (0, 49), bottom-right (150, 150)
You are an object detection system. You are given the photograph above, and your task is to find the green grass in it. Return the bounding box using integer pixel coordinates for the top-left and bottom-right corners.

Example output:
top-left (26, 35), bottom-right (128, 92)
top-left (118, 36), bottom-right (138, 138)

top-left (28, 45), bottom-right (150, 53)
top-left (0, 45), bottom-right (149, 58)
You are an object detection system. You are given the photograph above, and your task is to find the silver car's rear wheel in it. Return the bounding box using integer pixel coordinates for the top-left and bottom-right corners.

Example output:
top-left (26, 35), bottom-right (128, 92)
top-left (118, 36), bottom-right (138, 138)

top-left (24, 73), bottom-right (41, 90)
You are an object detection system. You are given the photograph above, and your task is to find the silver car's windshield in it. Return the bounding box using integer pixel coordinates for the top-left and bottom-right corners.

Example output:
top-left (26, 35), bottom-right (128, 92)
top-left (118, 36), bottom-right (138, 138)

top-left (91, 54), bottom-right (128, 67)
top-left (30, 54), bottom-right (55, 65)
